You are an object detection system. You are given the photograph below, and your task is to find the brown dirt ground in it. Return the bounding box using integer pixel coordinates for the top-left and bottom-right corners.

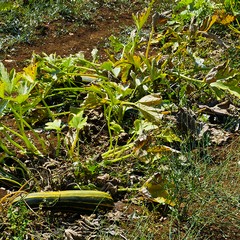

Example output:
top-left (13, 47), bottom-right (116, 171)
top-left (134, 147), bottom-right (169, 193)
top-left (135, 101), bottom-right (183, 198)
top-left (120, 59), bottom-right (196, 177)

top-left (2, 7), bottom-right (134, 71)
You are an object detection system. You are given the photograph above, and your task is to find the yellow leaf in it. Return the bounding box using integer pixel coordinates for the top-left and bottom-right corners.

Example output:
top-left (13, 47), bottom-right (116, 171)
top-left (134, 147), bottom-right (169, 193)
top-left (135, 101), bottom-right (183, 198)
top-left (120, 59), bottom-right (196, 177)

top-left (23, 63), bottom-right (38, 82)
top-left (147, 145), bottom-right (180, 154)
top-left (219, 15), bottom-right (235, 25)
top-left (140, 173), bottom-right (176, 206)
top-left (204, 15), bottom-right (218, 31)
top-left (214, 9), bottom-right (236, 25)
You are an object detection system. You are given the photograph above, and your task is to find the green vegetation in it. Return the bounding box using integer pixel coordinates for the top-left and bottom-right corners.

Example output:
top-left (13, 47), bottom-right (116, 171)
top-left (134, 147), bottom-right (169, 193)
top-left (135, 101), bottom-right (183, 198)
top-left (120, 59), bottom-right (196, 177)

top-left (0, 0), bottom-right (239, 239)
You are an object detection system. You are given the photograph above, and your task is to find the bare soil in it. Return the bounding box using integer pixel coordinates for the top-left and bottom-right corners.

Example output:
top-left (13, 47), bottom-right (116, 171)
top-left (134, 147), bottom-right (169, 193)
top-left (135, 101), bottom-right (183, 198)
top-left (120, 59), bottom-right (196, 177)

top-left (2, 7), bottom-right (134, 71)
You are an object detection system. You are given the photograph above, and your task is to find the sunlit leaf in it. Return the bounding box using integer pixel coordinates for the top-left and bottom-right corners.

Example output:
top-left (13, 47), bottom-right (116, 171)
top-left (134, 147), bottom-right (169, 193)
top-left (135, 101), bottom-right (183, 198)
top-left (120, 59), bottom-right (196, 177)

top-left (133, 7), bottom-right (150, 30)
top-left (112, 67), bottom-right (121, 78)
top-left (12, 94), bottom-right (29, 104)
top-left (0, 2), bottom-right (19, 11)
top-left (91, 48), bottom-right (98, 62)
top-left (135, 103), bottom-right (163, 123)
top-left (69, 110), bottom-right (88, 130)
top-left (45, 119), bottom-right (62, 131)
top-left (84, 84), bottom-right (105, 95)
top-left (23, 63), bottom-right (38, 82)
top-left (137, 93), bottom-right (162, 106)
top-left (157, 128), bottom-right (182, 143)
top-left (132, 55), bottom-right (142, 69)
top-left (0, 82), bottom-right (6, 99)
top-left (101, 61), bottom-right (113, 71)
top-left (0, 63), bottom-right (12, 93)
top-left (210, 81), bottom-right (240, 99)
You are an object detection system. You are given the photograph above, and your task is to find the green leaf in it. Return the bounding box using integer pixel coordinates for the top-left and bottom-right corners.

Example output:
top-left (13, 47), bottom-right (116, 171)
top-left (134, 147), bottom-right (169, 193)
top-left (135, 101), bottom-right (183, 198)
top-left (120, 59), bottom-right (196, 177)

top-left (84, 85), bottom-right (105, 96)
top-left (0, 99), bottom-right (8, 116)
top-left (0, 62), bottom-right (11, 93)
top-left (0, 2), bottom-right (19, 11)
top-left (13, 94), bottom-right (29, 104)
top-left (45, 119), bottom-right (62, 131)
top-left (108, 35), bottom-right (124, 52)
top-left (101, 61), bottom-right (113, 71)
top-left (210, 80), bottom-right (240, 99)
top-left (69, 110), bottom-right (88, 130)
top-left (158, 128), bottom-right (181, 143)
top-left (110, 121), bottom-right (124, 134)
top-left (132, 0), bottom-right (155, 30)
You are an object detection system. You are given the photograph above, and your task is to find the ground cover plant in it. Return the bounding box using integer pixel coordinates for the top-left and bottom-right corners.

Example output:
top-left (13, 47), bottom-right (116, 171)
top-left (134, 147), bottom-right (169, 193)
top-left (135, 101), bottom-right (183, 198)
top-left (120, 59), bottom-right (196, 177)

top-left (0, 0), bottom-right (240, 239)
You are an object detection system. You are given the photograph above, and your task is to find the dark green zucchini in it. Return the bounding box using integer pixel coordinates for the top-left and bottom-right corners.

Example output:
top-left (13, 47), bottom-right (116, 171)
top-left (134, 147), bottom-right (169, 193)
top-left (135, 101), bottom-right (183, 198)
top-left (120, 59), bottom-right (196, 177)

top-left (13, 190), bottom-right (114, 212)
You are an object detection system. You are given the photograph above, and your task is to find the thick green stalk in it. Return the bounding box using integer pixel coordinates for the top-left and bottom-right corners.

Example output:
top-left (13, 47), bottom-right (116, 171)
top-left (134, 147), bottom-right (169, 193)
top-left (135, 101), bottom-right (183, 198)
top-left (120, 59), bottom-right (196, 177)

top-left (9, 104), bottom-right (42, 155)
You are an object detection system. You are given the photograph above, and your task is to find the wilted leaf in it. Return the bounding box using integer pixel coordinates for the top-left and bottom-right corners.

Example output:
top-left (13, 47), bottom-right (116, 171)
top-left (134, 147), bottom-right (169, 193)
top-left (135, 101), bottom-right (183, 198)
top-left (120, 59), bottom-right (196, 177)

top-left (213, 9), bottom-right (236, 25)
top-left (209, 128), bottom-right (232, 145)
top-left (137, 93), bottom-right (162, 106)
top-left (140, 173), bottom-right (175, 206)
top-left (0, 188), bottom-right (8, 199)
top-left (81, 92), bottom-right (104, 109)
top-left (205, 61), bottom-right (230, 83)
top-left (201, 15), bottom-right (218, 32)
top-left (135, 103), bottom-right (164, 123)
top-left (147, 145), bottom-right (180, 154)
top-left (134, 133), bottom-right (152, 153)
top-left (199, 102), bottom-right (234, 117)
top-left (152, 10), bottom-right (172, 31)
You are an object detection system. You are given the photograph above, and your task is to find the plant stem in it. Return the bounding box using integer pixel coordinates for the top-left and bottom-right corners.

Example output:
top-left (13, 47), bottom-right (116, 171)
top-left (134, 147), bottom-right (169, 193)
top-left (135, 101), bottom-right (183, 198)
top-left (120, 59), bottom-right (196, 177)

top-left (146, 26), bottom-right (154, 59)
top-left (70, 128), bottom-right (80, 157)
top-left (106, 106), bottom-right (113, 150)
top-left (10, 105), bottom-right (45, 154)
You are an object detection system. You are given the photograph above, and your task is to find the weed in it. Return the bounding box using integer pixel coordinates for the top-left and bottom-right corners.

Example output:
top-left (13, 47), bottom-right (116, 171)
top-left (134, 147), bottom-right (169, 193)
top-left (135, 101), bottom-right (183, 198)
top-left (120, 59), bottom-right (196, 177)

top-left (5, 202), bottom-right (31, 240)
